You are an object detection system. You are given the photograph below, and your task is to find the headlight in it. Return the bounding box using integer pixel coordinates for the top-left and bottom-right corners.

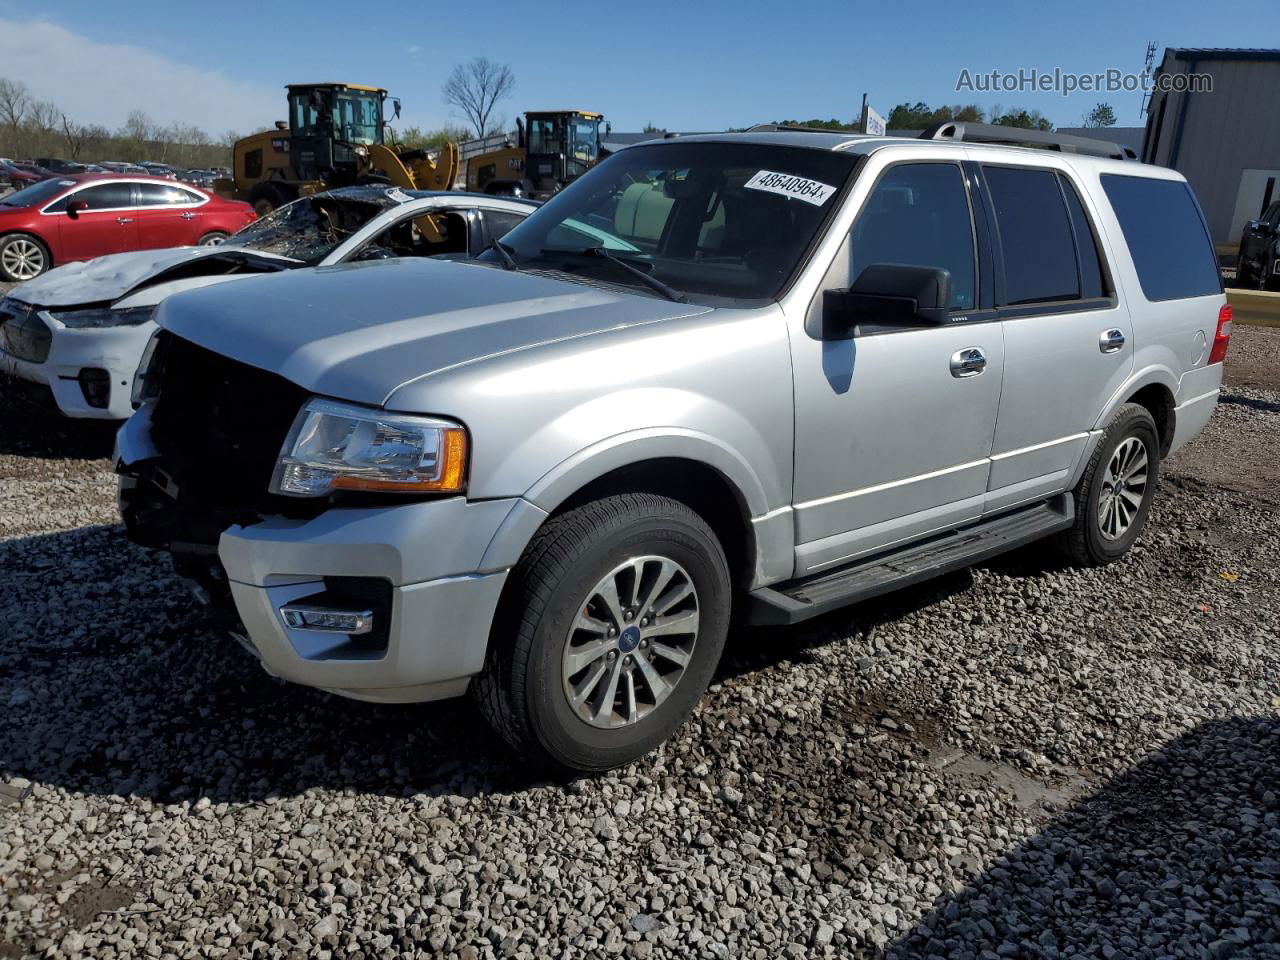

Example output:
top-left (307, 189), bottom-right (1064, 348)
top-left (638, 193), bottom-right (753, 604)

top-left (271, 398), bottom-right (467, 497)
top-left (51, 306), bottom-right (155, 329)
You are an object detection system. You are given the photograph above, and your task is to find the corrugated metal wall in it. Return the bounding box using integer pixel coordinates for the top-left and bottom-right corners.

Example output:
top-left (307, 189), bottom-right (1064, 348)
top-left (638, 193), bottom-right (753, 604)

top-left (1146, 55), bottom-right (1280, 244)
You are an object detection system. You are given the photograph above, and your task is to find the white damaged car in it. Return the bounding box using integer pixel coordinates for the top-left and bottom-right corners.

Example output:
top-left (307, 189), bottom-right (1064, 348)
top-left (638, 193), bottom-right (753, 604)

top-left (0, 187), bottom-right (535, 419)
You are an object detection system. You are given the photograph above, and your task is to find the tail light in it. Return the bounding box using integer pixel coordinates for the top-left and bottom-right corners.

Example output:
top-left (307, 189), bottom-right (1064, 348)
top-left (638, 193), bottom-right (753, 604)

top-left (1208, 304), bottom-right (1232, 365)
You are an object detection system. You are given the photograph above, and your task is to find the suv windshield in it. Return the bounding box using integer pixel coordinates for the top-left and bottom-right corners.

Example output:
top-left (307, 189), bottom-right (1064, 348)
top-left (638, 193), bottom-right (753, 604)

top-left (0, 178), bottom-right (75, 208)
top-left (221, 191), bottom-right (400, 264)
top-left (491, 141), bottom-right (857, 304)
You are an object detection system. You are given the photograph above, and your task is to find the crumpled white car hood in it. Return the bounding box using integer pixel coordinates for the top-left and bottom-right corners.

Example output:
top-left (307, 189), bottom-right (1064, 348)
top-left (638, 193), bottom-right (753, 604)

top-left (7, 246), bottom-right (298, 307)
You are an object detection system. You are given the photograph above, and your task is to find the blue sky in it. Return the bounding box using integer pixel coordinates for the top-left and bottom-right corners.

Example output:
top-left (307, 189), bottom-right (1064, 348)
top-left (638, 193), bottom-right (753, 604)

top-left (0, 0), bottom-right (1272, 136)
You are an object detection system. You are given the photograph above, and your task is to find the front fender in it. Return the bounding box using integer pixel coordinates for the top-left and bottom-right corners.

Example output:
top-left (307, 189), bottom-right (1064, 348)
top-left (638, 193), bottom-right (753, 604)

top-left (522, 426), bottom-right (772, 517)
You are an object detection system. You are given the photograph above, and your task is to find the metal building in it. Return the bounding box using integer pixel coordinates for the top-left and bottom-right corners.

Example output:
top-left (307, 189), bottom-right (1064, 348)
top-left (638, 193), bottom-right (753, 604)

top-left (1142, 48), bottom-right (1280, 251)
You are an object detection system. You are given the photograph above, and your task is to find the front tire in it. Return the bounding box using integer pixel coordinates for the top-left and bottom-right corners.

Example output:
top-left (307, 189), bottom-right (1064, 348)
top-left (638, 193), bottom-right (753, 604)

top-left (0, 233), bottom-right (51, 282)
top-left (474, 494), bottom-right (731, 772)
top-left (1057, 403), bottom-right (1161, 566)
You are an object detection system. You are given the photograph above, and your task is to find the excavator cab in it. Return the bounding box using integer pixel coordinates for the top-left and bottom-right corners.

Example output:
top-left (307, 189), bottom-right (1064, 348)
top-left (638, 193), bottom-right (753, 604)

top-left (522, 111), bottom-right (605, 197)
top-left (285, 83), bottom-right (388, 183)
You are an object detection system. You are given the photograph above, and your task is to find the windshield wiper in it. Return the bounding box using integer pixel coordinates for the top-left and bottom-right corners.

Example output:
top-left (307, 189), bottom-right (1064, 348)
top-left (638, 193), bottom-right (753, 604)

top-left (546, 246), bottom-right (687, 303)
top-left (488, 238), bottom-right (519, 271)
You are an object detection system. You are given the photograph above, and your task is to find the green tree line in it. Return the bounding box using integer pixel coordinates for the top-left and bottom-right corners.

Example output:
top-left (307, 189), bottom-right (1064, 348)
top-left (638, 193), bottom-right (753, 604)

top-left (765, 102), bottom-right (1055, 132)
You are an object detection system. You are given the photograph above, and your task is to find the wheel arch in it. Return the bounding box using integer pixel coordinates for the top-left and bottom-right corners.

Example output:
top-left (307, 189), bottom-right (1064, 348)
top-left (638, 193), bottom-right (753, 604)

top-left (1096, 366), bottom-right (1178, 457)
top-left (483, 431), bottom-right (773, 591)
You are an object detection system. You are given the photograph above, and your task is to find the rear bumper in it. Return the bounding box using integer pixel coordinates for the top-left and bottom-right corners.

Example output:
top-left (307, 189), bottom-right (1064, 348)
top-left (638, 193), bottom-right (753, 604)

top-left (1170, 363), bottom-right (1224, 455)
top-left (0, 316), bottom-right (153, 420)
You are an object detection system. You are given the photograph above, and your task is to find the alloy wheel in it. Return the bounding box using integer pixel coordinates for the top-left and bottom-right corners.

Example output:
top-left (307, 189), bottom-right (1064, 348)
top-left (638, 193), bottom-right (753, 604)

top-left (561, 555), bottom-right (700, 729)
top-left (1, 238), bottom-right (45, 279)
top-left (1098, 436), bottom-right (1149, 541)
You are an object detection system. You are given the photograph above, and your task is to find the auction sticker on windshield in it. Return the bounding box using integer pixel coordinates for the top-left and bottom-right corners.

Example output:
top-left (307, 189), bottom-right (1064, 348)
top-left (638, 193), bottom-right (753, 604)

top-left (744, 171), bottom-right (837, 206)
top-left (385, 187), bottom-right (412, 204)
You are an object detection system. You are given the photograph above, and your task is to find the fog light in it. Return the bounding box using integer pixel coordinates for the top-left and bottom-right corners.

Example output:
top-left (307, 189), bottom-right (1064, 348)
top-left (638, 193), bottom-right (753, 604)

top-left (280, 604), bottom-right (374, 635)
top-left (77, 368), bottom-right (111, 409)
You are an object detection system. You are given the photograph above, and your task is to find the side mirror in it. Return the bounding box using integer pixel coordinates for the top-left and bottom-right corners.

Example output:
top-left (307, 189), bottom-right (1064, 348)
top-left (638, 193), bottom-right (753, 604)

top-left (66, 199), bottom-right (89, 220)
top-left (823, 263), bottom-right (951, 337)
top-left (356, 245), bottom-right (395, 261)
top-left (393, 99), bottom-right (402, 120)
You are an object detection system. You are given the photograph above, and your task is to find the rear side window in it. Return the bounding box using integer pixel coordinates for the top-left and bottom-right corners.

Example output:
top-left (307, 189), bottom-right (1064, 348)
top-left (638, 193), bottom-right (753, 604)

top-left (1058, 174), bottom-right (1107, 300)
top-left (1101, 175), bottom-right (1221, 301)
top-left (137, 183), bottom-right (203, 206)
top-left (849, 162), bottom-right (976, 311)
top-left (983, 165), bottom-right (1078, 304)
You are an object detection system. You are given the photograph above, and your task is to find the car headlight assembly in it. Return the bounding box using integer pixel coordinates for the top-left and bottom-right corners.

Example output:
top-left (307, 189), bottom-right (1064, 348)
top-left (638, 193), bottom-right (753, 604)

top-left (271, 398), bottom-right (468, 497)
top-left (51, 306), bottom-right (155, 329)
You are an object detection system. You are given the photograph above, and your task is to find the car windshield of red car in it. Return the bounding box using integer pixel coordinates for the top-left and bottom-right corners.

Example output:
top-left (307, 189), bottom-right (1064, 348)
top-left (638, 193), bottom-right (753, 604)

top-left (0, 178), bottom-right (76, 208)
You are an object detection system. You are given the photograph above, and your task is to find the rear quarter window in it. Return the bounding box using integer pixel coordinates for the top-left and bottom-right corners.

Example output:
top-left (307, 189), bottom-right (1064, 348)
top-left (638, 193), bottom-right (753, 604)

top-left (1100, 174), bottom-right (1221, 301)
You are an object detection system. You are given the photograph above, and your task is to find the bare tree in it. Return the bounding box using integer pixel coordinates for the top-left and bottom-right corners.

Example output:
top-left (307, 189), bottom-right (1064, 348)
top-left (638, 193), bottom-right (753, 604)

top-left (0, 78), bottom-right (29, 130)
top-left (442, 57), bottom-right (515, 140)
top-left (60, 114), bottom-right (88, 159)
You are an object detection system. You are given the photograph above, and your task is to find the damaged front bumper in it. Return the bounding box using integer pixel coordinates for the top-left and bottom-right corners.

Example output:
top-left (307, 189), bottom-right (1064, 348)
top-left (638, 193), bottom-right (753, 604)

top-left (116, 405), bottom-right (547, 704)
top-left (1, 309), bottom-right (154, 420)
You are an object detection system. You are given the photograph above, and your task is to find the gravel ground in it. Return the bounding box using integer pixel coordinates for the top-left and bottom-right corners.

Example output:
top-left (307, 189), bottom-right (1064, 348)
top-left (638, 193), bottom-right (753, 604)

top-left (1, 327), bottom-right (1278, 959)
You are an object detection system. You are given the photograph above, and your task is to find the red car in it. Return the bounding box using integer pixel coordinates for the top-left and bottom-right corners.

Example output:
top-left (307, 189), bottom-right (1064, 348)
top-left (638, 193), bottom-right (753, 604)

top-left (0, 174), bottom-right (256, 282)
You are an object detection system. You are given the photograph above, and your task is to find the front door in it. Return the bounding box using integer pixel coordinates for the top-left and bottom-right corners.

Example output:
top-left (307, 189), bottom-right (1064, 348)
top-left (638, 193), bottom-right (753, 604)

top-left (53, 182), bottom-right (138, 261)
top-left (978, 163), bottom-right (1133, 513)
top-left (790, 161), bottom-right (1004, 575)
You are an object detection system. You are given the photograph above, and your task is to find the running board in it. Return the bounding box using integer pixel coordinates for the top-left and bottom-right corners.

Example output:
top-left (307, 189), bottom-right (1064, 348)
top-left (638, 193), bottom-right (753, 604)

top-left (746, 495), bottom-right (1074, 626)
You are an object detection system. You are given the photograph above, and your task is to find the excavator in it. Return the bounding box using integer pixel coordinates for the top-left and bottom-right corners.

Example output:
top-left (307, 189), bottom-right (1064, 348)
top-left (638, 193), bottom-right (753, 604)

top-left (218, 83), bottom-right (459, 215)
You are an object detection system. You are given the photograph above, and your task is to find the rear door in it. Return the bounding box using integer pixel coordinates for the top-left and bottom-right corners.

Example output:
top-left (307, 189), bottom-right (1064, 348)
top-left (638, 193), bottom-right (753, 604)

top-left (978, 161), bottom-right (1133, 513)
top-left (52, 182), bottom-right (138, 261)
top-left (134, 182), bottom-right (208, 249)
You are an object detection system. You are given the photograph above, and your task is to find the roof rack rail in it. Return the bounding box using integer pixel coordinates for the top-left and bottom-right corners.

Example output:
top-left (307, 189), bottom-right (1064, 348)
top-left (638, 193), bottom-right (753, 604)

top-left (920, 121), bottom-right (1137, 160)
top-left (745, 123), bottom-right (861, 135)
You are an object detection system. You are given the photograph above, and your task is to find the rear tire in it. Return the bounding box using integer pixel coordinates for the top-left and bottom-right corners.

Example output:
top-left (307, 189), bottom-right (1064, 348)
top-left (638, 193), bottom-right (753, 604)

top-left (1057, 403), bottom-right (1161, 566)
top-left (197, 231), bottom-right (228, 246)
top-left (246, 182), bottom-right (295, 217)
top-left (473, 494), bottom-right (731, 772)
top-left (0, 232), bottom-right (51, 282)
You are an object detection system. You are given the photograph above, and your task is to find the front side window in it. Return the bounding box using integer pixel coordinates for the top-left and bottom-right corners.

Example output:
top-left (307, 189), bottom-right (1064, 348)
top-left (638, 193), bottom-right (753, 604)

top-left (482, 209), bottom-right (528, 242)
top-left (848, 162), bottom-right (976, 311)
top-left (984, 165), bottom-right (1079, 305)
top-left (1101, 174), bottom-right (1220, 302)
top-left (493, 141), bottom-right (857, 304)
top-left (363, 211), bottom-right (468, 258)
top-left (75, 183), bottom-right (136, 210)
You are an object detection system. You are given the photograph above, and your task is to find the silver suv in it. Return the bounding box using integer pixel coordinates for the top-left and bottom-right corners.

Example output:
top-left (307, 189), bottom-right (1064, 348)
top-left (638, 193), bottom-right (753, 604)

top-left (116, 125), bottom-right (1230, 771)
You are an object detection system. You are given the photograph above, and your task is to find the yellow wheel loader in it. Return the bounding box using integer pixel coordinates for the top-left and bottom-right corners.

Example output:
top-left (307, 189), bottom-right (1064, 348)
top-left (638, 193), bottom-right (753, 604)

top-left (465, 110), bottom-right (608, 200)
top-left (219, 83), bottom-right (460, 215)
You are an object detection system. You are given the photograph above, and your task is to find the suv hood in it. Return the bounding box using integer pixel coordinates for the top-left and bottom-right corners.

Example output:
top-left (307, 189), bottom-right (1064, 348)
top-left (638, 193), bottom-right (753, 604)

top-left (156, 257), bottom-right (711, 406)
top-left (11, 246), bottom-right (298, 307)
